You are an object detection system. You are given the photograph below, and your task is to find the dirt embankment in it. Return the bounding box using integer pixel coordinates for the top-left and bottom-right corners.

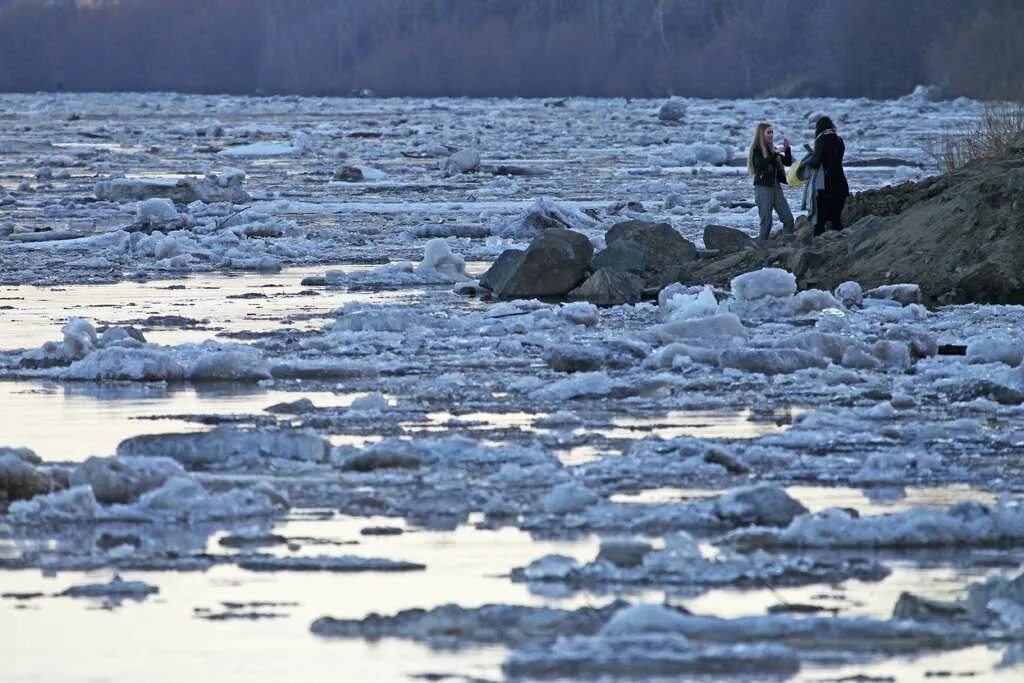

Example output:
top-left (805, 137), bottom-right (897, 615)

top-left (684, 139), bottom-right (1024, 305)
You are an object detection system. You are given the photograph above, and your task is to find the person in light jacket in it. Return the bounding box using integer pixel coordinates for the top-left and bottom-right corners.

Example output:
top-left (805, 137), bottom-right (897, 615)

top-left (804, 115), bottom-right (850, 235)
top-left (747, 122), bottom-right (794, 242)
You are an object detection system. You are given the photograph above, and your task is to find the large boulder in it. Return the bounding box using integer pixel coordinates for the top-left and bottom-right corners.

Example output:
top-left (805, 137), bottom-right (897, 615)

top-left (479, 249), bottom-right (524, 291)
top-left (493, 229), bottom-right (594, 299)
top-left (605, 220), bottom-right (697, 289)
top-left (589, 238), bottom-right (645, 275)
top-left (703, 225), bottom-right (756, 253)
top-left (566, 267), bottom-right (644, 307)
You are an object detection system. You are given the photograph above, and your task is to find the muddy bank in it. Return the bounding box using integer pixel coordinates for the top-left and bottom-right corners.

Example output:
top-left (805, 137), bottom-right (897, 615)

top-left (682, 138), bottom-right (1024, 305)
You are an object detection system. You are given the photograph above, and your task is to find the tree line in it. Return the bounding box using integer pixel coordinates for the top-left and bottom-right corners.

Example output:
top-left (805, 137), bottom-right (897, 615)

top-left (0, 0), bottom-right (1020, 100)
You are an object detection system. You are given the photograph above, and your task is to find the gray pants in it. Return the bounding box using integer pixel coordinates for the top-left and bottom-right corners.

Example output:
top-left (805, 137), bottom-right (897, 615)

top-left (755, 184), bottom-right (794, 241)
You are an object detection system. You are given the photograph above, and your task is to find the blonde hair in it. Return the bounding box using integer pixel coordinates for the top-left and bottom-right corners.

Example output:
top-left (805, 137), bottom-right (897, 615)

top-left (747, 122), bottom-right (773, 175)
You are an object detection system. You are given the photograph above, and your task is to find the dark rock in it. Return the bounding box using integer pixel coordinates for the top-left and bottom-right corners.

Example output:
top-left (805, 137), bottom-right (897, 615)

top-left (714, 485), bottom-right (809, 527)
top-left (494, 229), bottom-right (593, 299)
top-left (596, 538), bottom-right (653, 568)
top-left (333, 166), bottom-right (364, 182)
top-left (589, 238), bottom-right (645, 275)
top-left (266, 398), bottom-right (317, 414)
top-left (787, 249), bottom-right (827, 280)
top-left (566, 268), bottom-right (644, 306)
top-left (219, 534), bottom-right (289, 549)
top-left (360, 526), bottom-right (404, 536)
top-left (96, 533), bottom-right (143, 551)
top-left (605, 220), bottom-right (697, 288)
top-left (0, 450), bottom-right (51, 503)
top-left (703, 225), bottom-right (756, 253)
top-left (482, 164), bottom-right (549, 177)
top-left (956, 261), bottom-right (1023, 305)
top-left (703, 448), bottom-right (750, 474)
top-left (341, 447), bottom-right (422, 472)
top-left (479, 249), bottom-right (524, 291)
top-left (892, 592), bottom-right (968, 622)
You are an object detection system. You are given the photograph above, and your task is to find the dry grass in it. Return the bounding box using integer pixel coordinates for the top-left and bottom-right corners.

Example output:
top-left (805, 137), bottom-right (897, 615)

top-left (939, 101), bottom-right (1024, 172)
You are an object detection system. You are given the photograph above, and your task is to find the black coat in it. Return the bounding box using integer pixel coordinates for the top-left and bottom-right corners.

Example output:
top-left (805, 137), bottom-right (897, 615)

top-left (807, 131), bottom-right (849, 197)
top-left (751, 145), bottom-right (792, 187)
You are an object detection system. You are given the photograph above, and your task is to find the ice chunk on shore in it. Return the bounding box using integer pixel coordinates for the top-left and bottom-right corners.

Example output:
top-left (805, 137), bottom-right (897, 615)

top-left (834, 281), bottom-right (863, 307)
top-left (136, 198), bottom-right (180, 227)
top-left (600, 604), bottom-right (691, 636)
top-left (528, 372), bottom-right (614, 401)
top-left (62, 317), bottom-right (99, 358)
top-left (117, 426), bottom-right (332, 469)
top-left (725, 496), bottom-right (1024, 549)
top-left (651, 313), bottom-right (748, 344)
top-left (6, 485), bottom-right (102, 522)
top-left (675, 143), bottom-right (729, 166)
top-left (71, 456), bottom-right (186, 504)
top-left (719, 348), bottom-right (829, 374)
top-left (543, 482), bottom-right (600, 514)
top-left (967, 335), bottom-right (1024, 367)
top-left (415, 238), bottom-right (468, 280)
top-left (62, 347), bottom-right (185, 381)
top-left (731, 268), bottom-right (796, 301)
top-left (662, 286), bottom-right (720, 321)
top-left (495, 197), bottom-right (598, 239)
top-left (6, 475), bottom-right (288, 525)
top-left (60, 341), bottom-right (270, 382)
top-left (865, 284), bottom-right (922, 305)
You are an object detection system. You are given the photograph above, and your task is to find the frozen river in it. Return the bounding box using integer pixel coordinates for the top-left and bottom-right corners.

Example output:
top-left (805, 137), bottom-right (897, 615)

top-left (2, 92), bottom-right (1024, 682)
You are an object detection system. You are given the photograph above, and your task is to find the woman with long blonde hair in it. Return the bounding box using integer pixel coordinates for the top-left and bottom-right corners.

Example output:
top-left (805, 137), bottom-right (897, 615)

top-left (747, 122), bottom-right (794, 241)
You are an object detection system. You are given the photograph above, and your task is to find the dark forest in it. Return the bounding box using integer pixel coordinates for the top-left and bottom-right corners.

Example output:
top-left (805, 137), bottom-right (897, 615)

top-left (0, 0), bottom-right (1020, 99)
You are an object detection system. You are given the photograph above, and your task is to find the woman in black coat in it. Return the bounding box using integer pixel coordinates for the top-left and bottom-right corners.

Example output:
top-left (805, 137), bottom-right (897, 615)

top-left (805, 116), bottom-right (850, 236)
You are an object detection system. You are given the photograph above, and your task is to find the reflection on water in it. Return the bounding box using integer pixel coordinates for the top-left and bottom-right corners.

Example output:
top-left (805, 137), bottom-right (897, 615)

top-left (611, 484), bottom-right (997, 517)
top-left (597, 408), bottom-right (797, 440)
top-left (5, 511), bottom-right (1018, 682)
top-left (800, 645), bottom-right (1006, 683)
top-left (611, 487), bottom-right (723, 504)
top-left (51, 141), bottom-right (146, 154)
top-left (0, 266), bottom-right (430, 349)
top-left (786, 484), bottom-right (1000, 515)
top-left (2, 517), bottom-right (602, 683)
top-left (0, 380), bottom-right (365, 462)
